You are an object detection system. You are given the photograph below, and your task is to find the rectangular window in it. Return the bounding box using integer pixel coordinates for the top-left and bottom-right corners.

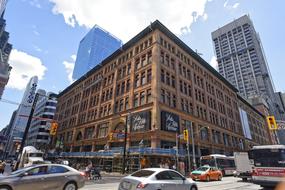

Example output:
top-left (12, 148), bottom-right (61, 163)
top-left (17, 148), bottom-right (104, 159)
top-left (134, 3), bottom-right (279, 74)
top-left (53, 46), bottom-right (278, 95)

top-left (147, 69), bottom-right (152, 83)
top-left (126, 79), bottom-right (130, 91)
top-left (166, 91), bottom-right (171, 105)
top-left (161, 70), bottom-right (165, 83)
top-left (135, 58), bottom-right (140, 70)
top-left (141, 72), bottom-right (146, 85)
top-left (166, 73), bottom-right (170, 85)
top-left (172, 95), bottom-right (176, 107)
top-left (121, 81), bottom-right (125, 94)
top-left (127, 64), bottom-right (131, 74)
top-left (140, 91), bottom-right (145, 105)
top-left (135, 75), bottom-right (140, 88)
top-left (134, 93), bottom-right (139, 107)
top-left (171, 76), bottom-right (175, 88)
top-left (161, 89), bottom-right (165, 103)
top-left (146, 89), bottom-right (152, 103)
top-left (125, 97), bottom-right (129, 110)
top-left (142, 55), bottom-right (147, 67)
top-left (119, 99), bottom-right (124, 111)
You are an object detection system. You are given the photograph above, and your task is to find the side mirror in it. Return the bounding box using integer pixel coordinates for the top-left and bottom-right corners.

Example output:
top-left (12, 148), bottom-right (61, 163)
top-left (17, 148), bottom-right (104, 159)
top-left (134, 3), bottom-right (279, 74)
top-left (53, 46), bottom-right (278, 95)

top-left (20, 172), bottom-right (29, 177)
top-left (182, 176), bottom-right (186, 181)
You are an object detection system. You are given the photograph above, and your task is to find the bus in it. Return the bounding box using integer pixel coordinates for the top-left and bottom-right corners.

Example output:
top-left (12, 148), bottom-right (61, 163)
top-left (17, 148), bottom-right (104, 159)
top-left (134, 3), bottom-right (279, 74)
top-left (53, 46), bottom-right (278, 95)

top-left (200, 154), bottom-right (236, 176)
top-left (249, 145), bottom-right (285, 188)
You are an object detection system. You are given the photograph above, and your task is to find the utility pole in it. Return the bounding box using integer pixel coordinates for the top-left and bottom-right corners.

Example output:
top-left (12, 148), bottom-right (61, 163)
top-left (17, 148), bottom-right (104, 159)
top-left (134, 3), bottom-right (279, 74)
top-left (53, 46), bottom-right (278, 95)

top-left (190, 121), bottom-right (197, 169)
top-left (15, 93), bottom-right (39, 170)
top-left (186, 121), bottom-right (191, 173)
top-left (176, 132), bottom-right (179, 170)
top-left (122, 114), bottom-right (129, 174)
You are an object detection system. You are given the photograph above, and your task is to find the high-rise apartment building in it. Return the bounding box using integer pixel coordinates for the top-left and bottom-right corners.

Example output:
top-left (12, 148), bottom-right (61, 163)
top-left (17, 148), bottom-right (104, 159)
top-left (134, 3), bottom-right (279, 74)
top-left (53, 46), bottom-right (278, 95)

top-left (27, 89), bottom-right (57, 150)
top-left (211, 15), bottom-right (278, 116)
top-left (72, 25), bottom-right (122, 80)
top-left (6, 76), bottom-right (38, 156)
top-left (0, 0), bottom-right (12, 98)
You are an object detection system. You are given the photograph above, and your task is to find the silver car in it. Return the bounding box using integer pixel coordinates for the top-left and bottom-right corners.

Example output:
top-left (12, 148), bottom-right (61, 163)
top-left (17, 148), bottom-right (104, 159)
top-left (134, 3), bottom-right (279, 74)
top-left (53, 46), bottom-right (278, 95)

top-left (0, 164), bottom-right (85, 190)
top-left (118, 168), bottom-right (198, 190)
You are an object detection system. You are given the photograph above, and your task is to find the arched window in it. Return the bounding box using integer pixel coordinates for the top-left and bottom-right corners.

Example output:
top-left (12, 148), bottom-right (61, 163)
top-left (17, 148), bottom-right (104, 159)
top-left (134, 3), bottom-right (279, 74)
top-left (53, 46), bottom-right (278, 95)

top-left (76, 131), bottom-right (83, 141)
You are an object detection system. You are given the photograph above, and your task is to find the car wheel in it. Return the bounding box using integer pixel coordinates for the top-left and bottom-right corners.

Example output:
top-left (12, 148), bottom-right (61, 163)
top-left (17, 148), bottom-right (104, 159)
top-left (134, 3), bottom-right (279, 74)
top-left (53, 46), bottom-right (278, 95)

top-left (190, 185), bottom-right (198, 190)
top-left (0, 185), bottom-right (12, 190)
top-left (218, 175), bottom-right (222, 181)
top-left (206, 175), bottom-right (210, 182)
top-left (64, 182), bottom-right (77, 190)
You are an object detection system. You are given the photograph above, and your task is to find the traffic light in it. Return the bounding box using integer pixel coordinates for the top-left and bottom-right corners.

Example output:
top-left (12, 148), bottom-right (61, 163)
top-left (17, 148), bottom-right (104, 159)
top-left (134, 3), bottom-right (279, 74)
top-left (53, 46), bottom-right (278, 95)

top-left (183, 129), bottom-right (188, 141)
top-left (267, 116), bottom-right (278, 130)
top-left (109, 133), bottom-right (113, 141)
top-left (50, 122), bottom-right (58, 135)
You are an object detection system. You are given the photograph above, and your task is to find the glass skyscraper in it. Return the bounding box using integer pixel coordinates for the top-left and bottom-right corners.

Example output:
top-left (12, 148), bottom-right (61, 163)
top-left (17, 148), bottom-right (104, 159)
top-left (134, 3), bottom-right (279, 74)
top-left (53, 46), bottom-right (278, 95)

top-left (72, 25), bottom-right (122, 80)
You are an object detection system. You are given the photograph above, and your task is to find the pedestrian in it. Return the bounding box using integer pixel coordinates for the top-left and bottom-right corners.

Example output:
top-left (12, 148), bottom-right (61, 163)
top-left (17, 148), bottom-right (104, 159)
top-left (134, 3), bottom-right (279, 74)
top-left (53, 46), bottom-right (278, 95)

top-left (85, 162), bottom-right (92, 180)
top-left (0, 161), bottom-right (5, 174)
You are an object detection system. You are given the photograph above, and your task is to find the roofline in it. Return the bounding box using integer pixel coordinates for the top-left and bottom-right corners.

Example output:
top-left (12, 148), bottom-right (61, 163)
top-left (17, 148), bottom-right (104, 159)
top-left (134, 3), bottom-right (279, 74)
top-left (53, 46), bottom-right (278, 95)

top-left (58, 20), bottom-right (238, 97)
top-left (237, 94), bottom-right (264, 118)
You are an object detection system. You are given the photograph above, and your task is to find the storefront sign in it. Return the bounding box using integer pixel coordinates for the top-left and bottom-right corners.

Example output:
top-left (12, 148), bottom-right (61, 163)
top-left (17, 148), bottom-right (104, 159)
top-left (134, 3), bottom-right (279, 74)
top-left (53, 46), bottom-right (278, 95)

top-left (161, 111), bottom-right (179, 132)
top-left (131, 111), bottom-right (151, 132)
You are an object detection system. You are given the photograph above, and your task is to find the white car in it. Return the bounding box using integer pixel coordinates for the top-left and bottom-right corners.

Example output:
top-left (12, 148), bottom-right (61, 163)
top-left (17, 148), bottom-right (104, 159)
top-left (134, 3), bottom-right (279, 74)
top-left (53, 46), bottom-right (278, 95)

top-left (118, 168), bottom-right (198, 190)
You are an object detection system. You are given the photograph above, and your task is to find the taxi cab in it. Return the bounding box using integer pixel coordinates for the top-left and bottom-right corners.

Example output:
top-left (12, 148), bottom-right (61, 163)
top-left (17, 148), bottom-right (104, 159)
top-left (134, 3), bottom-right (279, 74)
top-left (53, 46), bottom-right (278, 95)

top-left (190, 165), bottom-right (222, 181)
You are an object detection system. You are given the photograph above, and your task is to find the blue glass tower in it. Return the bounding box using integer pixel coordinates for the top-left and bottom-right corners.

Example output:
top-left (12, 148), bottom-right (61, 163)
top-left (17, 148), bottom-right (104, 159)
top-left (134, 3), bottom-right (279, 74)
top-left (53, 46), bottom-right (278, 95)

top-left (72, 25), bottom-right (122, 80)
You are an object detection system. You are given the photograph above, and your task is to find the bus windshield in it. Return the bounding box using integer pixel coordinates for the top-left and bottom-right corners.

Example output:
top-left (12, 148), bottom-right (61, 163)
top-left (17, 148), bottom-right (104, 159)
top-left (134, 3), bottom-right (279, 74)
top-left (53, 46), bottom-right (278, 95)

top-left (200, 158), bottom-right (216, 167)
top-left (250, 149), bottom-right (285, 167)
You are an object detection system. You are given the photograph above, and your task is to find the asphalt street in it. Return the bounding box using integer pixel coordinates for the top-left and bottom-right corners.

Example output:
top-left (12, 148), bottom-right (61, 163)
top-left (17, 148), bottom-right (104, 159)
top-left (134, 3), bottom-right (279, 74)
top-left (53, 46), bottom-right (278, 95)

top-left (82, 176), bottom-right (268, 190)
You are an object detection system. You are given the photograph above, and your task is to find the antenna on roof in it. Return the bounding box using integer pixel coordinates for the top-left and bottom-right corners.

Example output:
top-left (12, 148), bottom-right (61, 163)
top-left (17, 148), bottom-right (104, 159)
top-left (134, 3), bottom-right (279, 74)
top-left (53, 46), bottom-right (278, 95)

top-left (195, 49), bottom-right (203, 56)
top-left (149, 21), bottom-right (153, 30)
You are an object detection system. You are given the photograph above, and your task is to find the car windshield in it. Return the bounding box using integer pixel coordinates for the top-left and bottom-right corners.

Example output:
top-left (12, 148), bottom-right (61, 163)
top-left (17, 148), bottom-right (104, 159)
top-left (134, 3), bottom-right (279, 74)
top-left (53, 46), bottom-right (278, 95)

top-left (196, 166), bottom-right (209, 171)
top-left (131, 170), bottom-right (155, 177)
top-left (29, 153), bottom-right (43, 157)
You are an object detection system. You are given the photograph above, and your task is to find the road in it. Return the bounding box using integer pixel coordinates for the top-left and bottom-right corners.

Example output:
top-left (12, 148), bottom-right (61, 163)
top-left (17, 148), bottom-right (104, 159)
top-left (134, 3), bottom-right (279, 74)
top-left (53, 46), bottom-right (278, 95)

top-left (82, 176), bottom-right (267, 190)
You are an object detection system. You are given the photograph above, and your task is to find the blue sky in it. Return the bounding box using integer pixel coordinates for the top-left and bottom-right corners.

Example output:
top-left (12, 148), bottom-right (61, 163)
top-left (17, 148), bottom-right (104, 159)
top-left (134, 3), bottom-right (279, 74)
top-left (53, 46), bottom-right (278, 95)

top-left (0, 0), bottom-right (285, 129)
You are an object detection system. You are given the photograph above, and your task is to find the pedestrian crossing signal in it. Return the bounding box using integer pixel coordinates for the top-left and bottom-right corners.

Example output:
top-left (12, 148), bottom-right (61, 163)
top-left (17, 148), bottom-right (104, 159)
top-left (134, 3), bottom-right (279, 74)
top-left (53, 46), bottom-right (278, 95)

top-left (267, 116), bottom-right (278, 130)
top-left (50, 122), bottom-right (58, 135)
top-left (183, 129), bottom-right (188, 141)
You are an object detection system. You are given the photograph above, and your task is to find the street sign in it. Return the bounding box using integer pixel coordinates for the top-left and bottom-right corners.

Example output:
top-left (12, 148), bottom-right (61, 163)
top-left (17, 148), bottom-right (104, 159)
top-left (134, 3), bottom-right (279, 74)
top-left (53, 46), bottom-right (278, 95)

top-left (117, 133), bottom-right (125, 139)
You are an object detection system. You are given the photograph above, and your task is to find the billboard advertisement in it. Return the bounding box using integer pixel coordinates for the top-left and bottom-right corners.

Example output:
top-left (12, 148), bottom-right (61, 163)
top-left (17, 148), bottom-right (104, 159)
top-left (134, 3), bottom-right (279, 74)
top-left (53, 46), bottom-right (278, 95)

top-left (239, 108), bottom-right (252, 140)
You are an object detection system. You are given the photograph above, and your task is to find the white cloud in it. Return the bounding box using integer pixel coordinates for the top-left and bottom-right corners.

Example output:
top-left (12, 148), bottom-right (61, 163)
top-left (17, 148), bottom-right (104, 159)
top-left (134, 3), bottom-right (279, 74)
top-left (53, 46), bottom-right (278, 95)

top-left (223, 0), bottom-right (228, 7)
top-left (224, 0), bottom-right (240, 9)
top-left (7, 49), bottom-right (47, 90)
top-left (63, 55), bottom-right (76, 84)
top-left (49, 0), bottom-right (209, 42)
top-left (29, 0), bottom-right (41, 8)
top-left (33, 45), bottom-right (42, 52)
top-left (203, 13), bottom-right (208, 21)
top-left (33, 30), bottom-right (40, 36)
top-left (232, 3), bottom-right (240, 9)
top-left (210, 56), bottom-right (218, 70)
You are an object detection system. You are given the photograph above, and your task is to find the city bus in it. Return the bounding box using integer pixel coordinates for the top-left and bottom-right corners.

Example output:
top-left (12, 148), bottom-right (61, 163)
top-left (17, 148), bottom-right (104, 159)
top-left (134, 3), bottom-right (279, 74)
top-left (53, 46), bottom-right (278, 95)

top-left (200, 154), bottom-right (236, 176)
top-left (249, 145), bottom-right (285, 188)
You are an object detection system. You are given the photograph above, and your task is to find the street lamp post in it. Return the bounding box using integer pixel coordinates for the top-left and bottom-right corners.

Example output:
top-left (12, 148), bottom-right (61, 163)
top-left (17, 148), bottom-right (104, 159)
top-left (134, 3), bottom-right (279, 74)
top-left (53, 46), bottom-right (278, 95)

top-left (190, 121), bottom-right (196, 170)
top-left (139, 139), bottom-right (144, 170)
top-left (122, 113), bottom-right (130, 174)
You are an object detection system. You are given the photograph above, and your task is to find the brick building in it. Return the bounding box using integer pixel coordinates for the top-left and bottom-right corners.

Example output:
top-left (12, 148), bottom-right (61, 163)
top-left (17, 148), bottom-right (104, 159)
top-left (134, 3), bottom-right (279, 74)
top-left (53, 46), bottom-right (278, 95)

top-left (54, 20), bottom-right (271, 172)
